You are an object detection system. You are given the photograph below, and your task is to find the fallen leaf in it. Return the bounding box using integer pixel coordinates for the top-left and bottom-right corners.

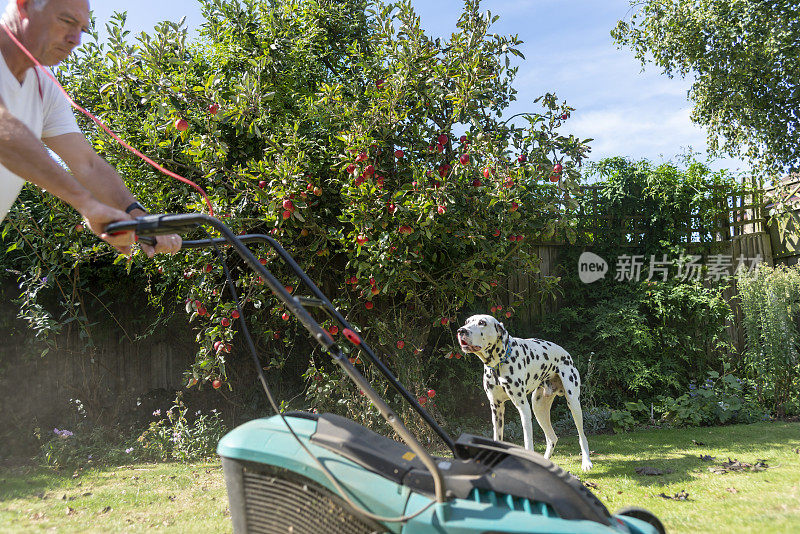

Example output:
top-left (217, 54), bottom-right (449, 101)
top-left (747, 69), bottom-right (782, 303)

top-left (700, 455), bottom-right (716, 462)
top-left (692, 440), bottom-right (706, 446)
top-left (583, 481), bottom-right (599, 489)
top-left (793, 448), bottom-right (799, 455)
top-left (726, 487), bottom-right (738, 494)
top-left (82, 492), bottom-right (92, 497)
top-left (617, 491), bottom-right (623, 494)
top-left (101, 506), bottom-right (112, 514)
top-left (659, 490), bottom-right (689, 501)
top-left (31, 512), bottom-right (45, 520)
top-left (66, 507), bottom-right (76, 516)
top-left (635, 466), bottom-right (672, 476)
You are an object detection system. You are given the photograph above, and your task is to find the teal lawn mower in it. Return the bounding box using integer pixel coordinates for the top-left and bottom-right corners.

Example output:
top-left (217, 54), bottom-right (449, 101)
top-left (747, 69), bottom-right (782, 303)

top-left (108, 214), bottom-right (665, 534)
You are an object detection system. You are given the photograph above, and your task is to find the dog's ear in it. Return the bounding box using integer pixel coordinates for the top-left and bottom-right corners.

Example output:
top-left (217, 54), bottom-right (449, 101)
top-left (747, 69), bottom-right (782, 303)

top-left (495, 321), bottom-right (506, 338)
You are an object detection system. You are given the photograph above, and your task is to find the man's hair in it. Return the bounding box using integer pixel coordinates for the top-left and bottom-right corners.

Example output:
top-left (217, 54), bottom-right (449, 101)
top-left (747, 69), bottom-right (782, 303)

top-left (3, 0), bottom-right (52, 21)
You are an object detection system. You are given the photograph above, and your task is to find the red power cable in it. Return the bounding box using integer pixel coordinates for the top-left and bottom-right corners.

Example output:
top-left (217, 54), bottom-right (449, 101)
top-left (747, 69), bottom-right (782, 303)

top-left (1, 24), bottom-right (214, 216)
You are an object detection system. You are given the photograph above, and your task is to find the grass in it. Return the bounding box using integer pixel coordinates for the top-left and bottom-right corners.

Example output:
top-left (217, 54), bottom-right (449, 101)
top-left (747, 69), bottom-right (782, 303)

top-left (0, 421), bottom-right (798, 533)
top-left (0, 461), bottom-right (229, 533)
top-left (552, 421), bottom-right (800, 534)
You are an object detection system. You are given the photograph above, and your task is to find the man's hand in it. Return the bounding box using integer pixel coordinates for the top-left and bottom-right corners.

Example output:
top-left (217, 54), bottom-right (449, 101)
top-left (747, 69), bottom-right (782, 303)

top-left (139, 234), bottom-right (182, 258)
top-left (77, 198), bottom-right (135, 254)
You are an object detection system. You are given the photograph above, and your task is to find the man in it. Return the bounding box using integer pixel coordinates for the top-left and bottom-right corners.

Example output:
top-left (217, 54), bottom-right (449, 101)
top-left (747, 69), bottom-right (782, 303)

top-left (0, 0), bottom-right (181, 256)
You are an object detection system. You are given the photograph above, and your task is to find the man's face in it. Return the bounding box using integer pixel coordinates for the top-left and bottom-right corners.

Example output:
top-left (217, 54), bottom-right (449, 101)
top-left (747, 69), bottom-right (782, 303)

top-left (20, 0), bottom-right (90, 66)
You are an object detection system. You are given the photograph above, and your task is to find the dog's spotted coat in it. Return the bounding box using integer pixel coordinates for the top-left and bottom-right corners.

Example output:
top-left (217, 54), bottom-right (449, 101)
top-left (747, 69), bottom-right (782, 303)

top-left (457, 314), bottom-right (592, 471)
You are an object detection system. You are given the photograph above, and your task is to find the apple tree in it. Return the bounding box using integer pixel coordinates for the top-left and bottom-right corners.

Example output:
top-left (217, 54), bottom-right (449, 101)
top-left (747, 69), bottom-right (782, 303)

top-left (4, 0), bottom-right (590, 433)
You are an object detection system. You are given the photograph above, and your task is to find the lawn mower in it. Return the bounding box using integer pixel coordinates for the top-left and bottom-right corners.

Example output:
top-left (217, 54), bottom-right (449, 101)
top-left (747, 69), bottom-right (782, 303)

top-left (107, 213), bottom-right (665, 534)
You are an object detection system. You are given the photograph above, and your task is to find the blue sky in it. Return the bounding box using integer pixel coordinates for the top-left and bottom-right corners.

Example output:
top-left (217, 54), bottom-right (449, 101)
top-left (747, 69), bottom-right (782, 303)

top-left (90, 0), bottom-right (747, 174)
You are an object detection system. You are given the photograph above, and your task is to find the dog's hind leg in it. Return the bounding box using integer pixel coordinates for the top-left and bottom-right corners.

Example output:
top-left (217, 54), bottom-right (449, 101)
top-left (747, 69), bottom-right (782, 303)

top-left (564, 386), bottom-right (593, 471)
top-left (532, 387), bottom-right (558, 459)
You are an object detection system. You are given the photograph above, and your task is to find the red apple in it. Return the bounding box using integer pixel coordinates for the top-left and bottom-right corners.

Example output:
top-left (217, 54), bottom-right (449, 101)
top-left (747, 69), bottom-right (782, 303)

top-left (220, 317), bottom-right (230, 327)
top-left (174, 118), bottom-right (188, 131)
top-left (282, 199), bottom-right (294, 211)
top-left (493, 229), bottom-right (501, 237)
top-left (231, 310), bottom-right (240, 319)
top-left (328, 325), bottom-right (339, 335)
top-left (74, 223), bottom-right (84, 232)
top-left (365, 301), bottom-right (374, 310)
top-left (355, 151), bottom-right (368, 163)
top-left (459, 135), bottom-right (467, 143)
top-left (356, 234), bottom-right (368, 245)
top-left (282, 210), bottom-right (291, 219)
top-left (346, 164), bottom-right (356, 174)
top-left (313, 187), bottom-right (322, 196)
top-left (437, 205), bottom-right (446, 214)
top-left (212, 379), bottom-right (222, 389)
top-left (440, 317), bottom-right (448, 325)
top-left (483, 167), bottom-right (492, 179)
top-left (506, 311), bottom-right (512, 318)
top-left (459, 154), bottom-right (470, 165)
top-left (550, 174), bottom-right (560, 182)
top-left (364, 164), bottom-right (375, 176)
top-left (435, 143), bottom-right (444, 153)
top-left (472, 179), bottom-right (481, 187)
top-left (510, 202), bottom-right (519, 212)
top-left (553, 163), bottom-right (563, 174)
top-left (427, 389), bottom-right (436, 398)
top-left (437, 134), bottom-right (448, 145)
top-left (204, 263), bottom-right (213, 272)
top-left (208, 103), bottom-right (220, 115)
top-left (418, 396), bottom-right (427, 406)
top-left (517, 154), bottom-right (527, 163)
top-left (397, 340), bottom-right (405, 349)
top-left (258, 181), bottom-right (267, 189)
top-left (394, 149), bottom-right (404, 159)
top-left (282, 312), bottom-right (290, 321)
top-left (259, 257), bottom-right (268, 265)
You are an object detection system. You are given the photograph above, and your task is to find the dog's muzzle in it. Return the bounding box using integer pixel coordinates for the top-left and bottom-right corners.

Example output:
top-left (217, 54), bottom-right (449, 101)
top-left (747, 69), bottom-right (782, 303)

top-left (457, 328), bottom-right (481, 352)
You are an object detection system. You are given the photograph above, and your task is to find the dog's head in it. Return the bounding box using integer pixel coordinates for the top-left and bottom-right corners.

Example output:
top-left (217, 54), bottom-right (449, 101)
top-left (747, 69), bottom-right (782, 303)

top-left (457, 314), bottom-right (508, 356)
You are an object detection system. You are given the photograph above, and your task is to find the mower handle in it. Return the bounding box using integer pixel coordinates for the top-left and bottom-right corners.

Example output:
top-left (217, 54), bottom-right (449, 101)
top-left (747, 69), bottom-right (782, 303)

top-left (106, 214), bottom-right (455, 501)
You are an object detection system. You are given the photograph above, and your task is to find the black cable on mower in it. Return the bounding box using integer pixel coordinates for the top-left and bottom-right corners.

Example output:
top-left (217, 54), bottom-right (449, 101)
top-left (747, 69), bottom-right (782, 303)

top-left (202, 228), bottom-right (437, 524)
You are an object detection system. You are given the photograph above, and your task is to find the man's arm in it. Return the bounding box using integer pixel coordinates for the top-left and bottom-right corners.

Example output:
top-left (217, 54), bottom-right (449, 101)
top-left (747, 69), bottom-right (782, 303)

top-left (44, 132), bottom-right (182, 257)
top-left (0, 97), bottom-right (134, 252)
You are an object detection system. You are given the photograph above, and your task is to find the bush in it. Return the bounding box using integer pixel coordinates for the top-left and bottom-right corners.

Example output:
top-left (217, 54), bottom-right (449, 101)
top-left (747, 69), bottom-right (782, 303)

top-left (738, 264), bottom-right (800, 416)
top-left (136, 394), bottom-right (226, 462)
top-left (537, 157), bottom-right (742, 408)
top-left (656, 368), bottom-right (767, 427)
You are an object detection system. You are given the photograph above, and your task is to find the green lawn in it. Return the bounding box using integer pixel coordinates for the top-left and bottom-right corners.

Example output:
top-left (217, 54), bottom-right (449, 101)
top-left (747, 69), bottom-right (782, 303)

top-left (1, 421), bottom-right (798, 533)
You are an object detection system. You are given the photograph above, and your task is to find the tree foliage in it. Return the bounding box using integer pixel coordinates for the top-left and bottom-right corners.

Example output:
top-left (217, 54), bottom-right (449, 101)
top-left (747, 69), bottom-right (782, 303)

top-left (612, 0), bottom-right (800, 175)
top-left (1, 0), bottom-right (590, 428)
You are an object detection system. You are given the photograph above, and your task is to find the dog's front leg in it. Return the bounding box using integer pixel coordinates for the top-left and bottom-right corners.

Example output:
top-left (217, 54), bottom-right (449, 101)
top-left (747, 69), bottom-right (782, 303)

top-left (513, 399), bottom-right (535, 451)
top-left (490, 400), bottom-right (506, 442)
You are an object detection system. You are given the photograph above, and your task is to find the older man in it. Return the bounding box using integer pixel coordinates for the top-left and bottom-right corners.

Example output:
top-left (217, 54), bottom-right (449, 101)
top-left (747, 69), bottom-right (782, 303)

top-left (0, 0), bottom-right (180, 256)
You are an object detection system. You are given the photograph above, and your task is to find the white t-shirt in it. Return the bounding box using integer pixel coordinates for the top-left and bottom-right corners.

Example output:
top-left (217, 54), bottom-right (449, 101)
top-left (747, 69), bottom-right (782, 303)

top-left (0, 51), bottom-right (80, 221)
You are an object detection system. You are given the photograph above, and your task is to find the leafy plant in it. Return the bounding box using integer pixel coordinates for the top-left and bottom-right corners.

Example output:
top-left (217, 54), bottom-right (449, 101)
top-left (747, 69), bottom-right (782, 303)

top-left (136, 394), bottom-right (226, 462)
top-left (657, 367), bottom-right (766, 427)
top-left (738, 264), bottom-right (800, 416)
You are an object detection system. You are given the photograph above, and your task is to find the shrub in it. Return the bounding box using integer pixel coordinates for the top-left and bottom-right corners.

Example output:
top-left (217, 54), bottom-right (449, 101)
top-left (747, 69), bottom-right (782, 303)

top-left (738, 264), bottom-right (800, 416)
top-left (656, 367), bottom-right (767, 427)
top-left (136, 394), bottom-right (226, 462)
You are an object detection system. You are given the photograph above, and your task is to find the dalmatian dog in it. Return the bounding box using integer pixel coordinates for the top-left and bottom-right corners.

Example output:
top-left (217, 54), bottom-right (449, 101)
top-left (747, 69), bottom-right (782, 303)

top-left (457, 314), bottom-right (593, 471)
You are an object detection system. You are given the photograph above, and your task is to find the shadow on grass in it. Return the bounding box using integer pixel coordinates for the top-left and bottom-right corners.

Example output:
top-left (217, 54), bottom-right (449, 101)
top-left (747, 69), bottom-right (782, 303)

top-left (0, 464), bottom-right (86, 501)
top-left (578, 421), bottom-right (800, 486)
top-left (0, 458), bottom-right (183, 502)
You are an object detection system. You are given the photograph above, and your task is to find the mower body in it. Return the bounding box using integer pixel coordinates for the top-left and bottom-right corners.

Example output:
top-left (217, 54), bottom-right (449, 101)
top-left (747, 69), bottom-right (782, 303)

top-left (218, 413), bottom-right (658, 534)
